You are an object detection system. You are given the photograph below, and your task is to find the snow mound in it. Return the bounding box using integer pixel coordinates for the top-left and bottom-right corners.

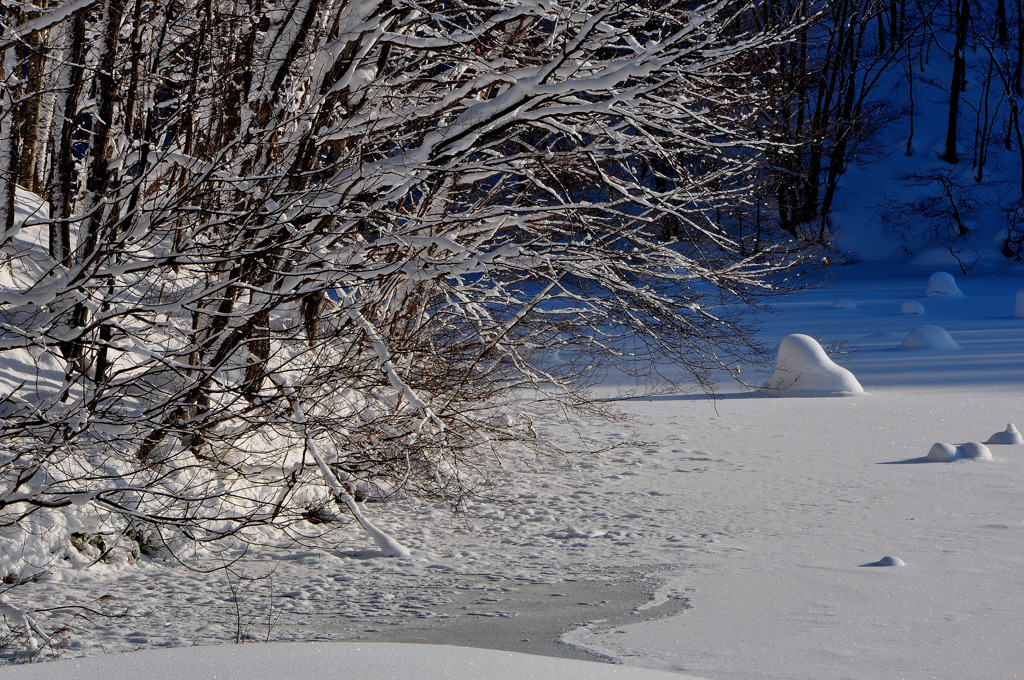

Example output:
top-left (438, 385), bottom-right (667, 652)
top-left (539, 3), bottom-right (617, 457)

top-left (1016, 290), bottom-right (1024, 318)
top-left (924, 271), bottom-right (964, 297)
top-left (985, 423), bottom-right (1024, 445)
top-left (927, 442), bottom-right (993, 462)
top-left (863, 555), bottom-right (906, 567)
top-left (901, 300), bottom-right (925, 315)
top-left (833, 299), bottom-right (857, 309)
top-left (959, 442), bottom-right (994, 460)
top-left (761, 334), bottom-right (864, 397)
top-left (927, 442), bottom-right (958, 462)
top-left (900, 325), bottom-right (961, 351)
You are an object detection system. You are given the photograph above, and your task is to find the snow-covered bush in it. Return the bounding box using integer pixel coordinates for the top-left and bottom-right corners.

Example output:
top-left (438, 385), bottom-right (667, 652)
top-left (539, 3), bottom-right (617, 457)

top-left (0, 0), bottom-right (818, 571)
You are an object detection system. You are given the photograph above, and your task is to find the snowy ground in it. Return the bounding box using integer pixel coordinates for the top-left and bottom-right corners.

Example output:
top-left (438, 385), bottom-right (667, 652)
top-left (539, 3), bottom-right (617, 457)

top-left (4, 262), bottom-right (1024, 678)
top-left (3, 642), bottom-right (694, 680)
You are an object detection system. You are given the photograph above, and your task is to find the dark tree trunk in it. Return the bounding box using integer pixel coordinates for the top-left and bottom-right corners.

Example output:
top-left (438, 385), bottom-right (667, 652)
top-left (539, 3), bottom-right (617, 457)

top-left (944, 0), bottom-right (970, 163)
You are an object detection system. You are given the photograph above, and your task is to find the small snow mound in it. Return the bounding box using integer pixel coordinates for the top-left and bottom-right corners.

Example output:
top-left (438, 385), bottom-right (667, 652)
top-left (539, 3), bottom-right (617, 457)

top-left (925, 271), bottom-right (964, 297)
top-left (901, 300), bottom-right (925, 315)
top-left (833, 299), bottom-right (857, 310)
top-left (1016, 290), bottom-right (1024, 318)
top-left (927, 442), bottom-right (958, 462)
top-left (927, 442), bottom-right (993, 462)
top-left (986, 423), bottom-right (1024, 445)
top-left (900, 325), bottom-right (961, 351)
top-left (959, 442), bottom-right (993, 460)
top-left (761, 334), bottom-right (864, 397)
top-left (862, 555), bottom-right (906, 567)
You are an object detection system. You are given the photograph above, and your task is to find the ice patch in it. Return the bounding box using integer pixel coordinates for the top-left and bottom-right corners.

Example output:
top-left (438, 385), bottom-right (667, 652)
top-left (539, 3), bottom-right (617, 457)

top-left (925, 271), bottom-right (964, 297)
top-left (900, 325), bottom-right (961, 351)
top-left (985, 423), bottom-right (1024, 445)
top-left (761, 334), bottom-right (864, 397)
top-left (901, 300), bottom-right (925, 315)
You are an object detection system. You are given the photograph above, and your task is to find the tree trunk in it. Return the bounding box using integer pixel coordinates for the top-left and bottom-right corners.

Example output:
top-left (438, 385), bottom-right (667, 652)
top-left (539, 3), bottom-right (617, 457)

top-left (944, 0), bottom-right (970, 163)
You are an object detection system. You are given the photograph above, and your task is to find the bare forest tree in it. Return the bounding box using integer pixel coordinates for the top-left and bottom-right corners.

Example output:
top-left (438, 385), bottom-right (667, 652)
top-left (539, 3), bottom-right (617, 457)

top-left (0, 0), bottom-right (817, 569)
top-left (755, 0), bottom-right (934, 242)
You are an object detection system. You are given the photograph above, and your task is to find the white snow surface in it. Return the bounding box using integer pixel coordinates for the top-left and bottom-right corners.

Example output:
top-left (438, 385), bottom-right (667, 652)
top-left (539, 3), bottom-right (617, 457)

top-left (760, 334), bottom-right (864, 396)
top-left (2, 643), bottom-right (694, 680)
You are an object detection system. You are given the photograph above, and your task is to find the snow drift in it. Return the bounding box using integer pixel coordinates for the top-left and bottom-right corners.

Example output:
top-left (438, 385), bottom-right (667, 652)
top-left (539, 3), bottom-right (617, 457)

top-left (761, 334), bottom-right (864, 397)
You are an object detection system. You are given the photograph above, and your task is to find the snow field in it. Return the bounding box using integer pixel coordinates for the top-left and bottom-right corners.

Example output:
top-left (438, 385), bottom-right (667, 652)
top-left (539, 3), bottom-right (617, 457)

top-left (564, 386), bottom-right (1024, 680)
top-left (1, 642), bottom-right (696, 680)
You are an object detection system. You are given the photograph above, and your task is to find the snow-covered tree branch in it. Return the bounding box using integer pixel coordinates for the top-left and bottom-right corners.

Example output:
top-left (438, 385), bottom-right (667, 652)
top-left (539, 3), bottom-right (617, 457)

top-left (1, 0), bottom-right (816, 571)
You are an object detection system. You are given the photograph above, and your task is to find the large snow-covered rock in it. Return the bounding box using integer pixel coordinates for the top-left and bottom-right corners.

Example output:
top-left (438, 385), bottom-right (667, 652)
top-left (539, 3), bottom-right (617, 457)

top-left (761, 334), bottom-right (864, 397)
top-left (900, 325), bottom-right (961, 351)
top-left (925, 271), bottom-right (964, 297)
top-left (985, 424), bottom-right (1024, 445)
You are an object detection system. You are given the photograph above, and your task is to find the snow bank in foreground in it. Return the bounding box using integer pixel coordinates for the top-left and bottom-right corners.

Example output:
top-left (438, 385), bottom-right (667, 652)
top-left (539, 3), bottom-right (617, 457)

top-left (1, 642), bottom-right (698, 680)
top-left (900, 325), bottom-right (961, 351)
top-left (925, 272), bottom-right (964, 297)
top-left (927, 442), bottom-right (993, 462)
top-left (761, 334), bottom-right (864, 397)
top-left (986, 423), bottom-right (1024, 445)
